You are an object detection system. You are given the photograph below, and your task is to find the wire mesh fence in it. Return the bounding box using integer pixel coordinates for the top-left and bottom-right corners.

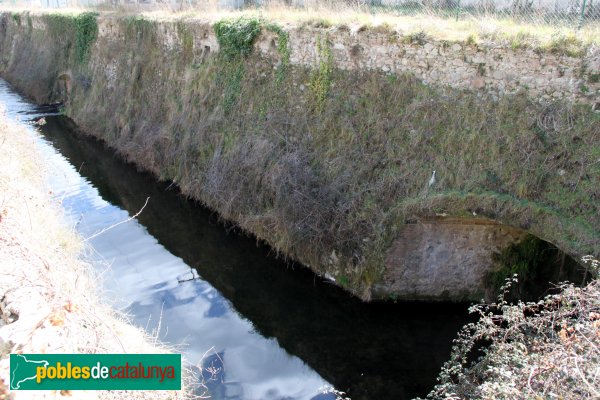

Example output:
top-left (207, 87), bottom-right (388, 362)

top-left (269, 0), bottom-right (600, 27)
top-left (362, 0), bottom-right (600, 27)
top-left (3, 0), bottom-right (599, 28)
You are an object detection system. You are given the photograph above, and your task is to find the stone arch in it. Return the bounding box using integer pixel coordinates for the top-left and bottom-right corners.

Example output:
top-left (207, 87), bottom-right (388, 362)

top-left (371, 194), bottom-right (600, 301)
top-left (377, 217), bottom-right (528, 302)
top-left (54, 72), bottom-right (72, 103)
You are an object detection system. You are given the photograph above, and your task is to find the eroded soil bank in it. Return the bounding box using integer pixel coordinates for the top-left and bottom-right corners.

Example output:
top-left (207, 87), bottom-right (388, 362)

top-left (0, 107), bottom-right (187, 400)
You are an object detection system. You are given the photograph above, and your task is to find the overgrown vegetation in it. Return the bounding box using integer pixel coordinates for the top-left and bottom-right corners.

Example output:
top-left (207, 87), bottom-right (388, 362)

top-left (218, 59), bottom-right (245, 114)
top-left (425, 259), bottom-right (600, 399)
top-left (40, 12), bottom-right (98, 65)
top-left (486, 235), bottom-right (586, 300)
top-left (44, 13), bottom-right (77, 43)
top-left (265, 22), bottom-right (290, 83)
top-left (484, 29), bottom-right (590, 57)
top-left (214, 16), bottom-right (262, 60)
top-left (124, 15), bottom-right (156, 45)
top-left (177, 21), bottom-right (194, 62)
top-left (73, 52), bottom-right (598, 298)
top-left (489, 235), bottom-right (549, 291)
top-left (3, 10), bottom-right (599, 400)
top-left (74, 12), bottom-right (98, 64)
top-left (213, 17), bottom-right (290, 111)
top-left (11, 13), bottom-right (20, 26)
top-left (1, 13), bottom-right (599, 301)
top-left (309, 34), bottom-right (333, 112)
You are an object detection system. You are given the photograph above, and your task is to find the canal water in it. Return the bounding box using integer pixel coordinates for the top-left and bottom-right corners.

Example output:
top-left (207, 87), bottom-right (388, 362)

top-left (0, 79), bottom-right (470, 400)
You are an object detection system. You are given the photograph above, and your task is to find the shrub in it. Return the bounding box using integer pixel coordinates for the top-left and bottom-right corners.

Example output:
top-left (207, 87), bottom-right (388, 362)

top-left (425, 258), bottom-right (600, 399)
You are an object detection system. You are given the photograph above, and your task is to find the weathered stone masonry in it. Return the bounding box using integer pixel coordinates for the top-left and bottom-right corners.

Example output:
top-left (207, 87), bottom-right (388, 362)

top-left (283, 29), bottom-right (599, 104)
top-left (97, 17), bottom-right (600, 105)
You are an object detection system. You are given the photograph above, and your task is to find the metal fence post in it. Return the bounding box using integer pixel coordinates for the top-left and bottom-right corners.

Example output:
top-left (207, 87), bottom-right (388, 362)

top-left (456, 0), bottom-right (461, 21)
top-left (578, 0), bottom-right (588, 29)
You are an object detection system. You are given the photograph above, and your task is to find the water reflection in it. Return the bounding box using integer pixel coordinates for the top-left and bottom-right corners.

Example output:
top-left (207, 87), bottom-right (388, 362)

top-left (0, 79), bottom-right (470, 400)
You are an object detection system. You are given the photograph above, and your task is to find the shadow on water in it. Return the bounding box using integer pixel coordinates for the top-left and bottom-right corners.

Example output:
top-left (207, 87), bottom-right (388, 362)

top-left (37, 115), bottom-right (471, 399)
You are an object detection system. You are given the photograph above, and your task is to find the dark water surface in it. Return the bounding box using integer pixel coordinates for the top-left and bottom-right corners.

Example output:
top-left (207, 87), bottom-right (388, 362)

top-left (0, 79), bottom-right (471, 400)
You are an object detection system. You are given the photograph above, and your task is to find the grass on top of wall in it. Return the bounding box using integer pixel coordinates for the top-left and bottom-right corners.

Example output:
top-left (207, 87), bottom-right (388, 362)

top-left (5, 7), bottom-right (599, 57)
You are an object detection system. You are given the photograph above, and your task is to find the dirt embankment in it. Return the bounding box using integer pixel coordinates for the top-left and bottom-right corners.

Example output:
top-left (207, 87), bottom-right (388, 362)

top-left (0, 109), bottom-right (187, 400)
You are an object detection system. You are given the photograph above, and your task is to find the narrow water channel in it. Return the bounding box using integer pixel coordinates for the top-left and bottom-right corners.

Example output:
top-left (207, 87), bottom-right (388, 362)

top-left (0, 79), bottom-right (470, 400)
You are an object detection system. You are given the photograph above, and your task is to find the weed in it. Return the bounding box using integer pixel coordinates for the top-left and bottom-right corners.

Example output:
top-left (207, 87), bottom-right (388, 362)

top-left (214, 16), bottom-right (261, 60)
top-left (124, 15), bottom-right (156, 45)
top-left (11, 13), bottom-right (21, 26)
top-left (309, 34), bottom-right (333, 112)
top-left (338, 274), bottom-right (349, 287)
top-left (74, 12), bottom-right (98, 64)
top-left (44, 13), bottom-right (77, 43)
top-left (177, 22), bottom-right (194, 63)
top-left (488, 235), bottom-right (545, 291)
top-left (303, 18), bottom-right (333, 29)
top-left (544, 33), bottom-right (586, 57)
top-left (476, 62), bottom-right (486, 76)
top-left (403, 30), bottom-right (429, 45)
top-left (219, 60), bottom-right (245, 114)
top-left (509, 30), bottom-right (537, 50)
top-left (580, 83), bottom-right (590, 93)
top-left (265, 22), bottom-right (290, 84)
top-left (466, 33), bottom-right (477, 45)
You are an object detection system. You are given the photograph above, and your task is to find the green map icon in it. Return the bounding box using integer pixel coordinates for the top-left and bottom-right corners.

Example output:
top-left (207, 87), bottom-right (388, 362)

top-left (10, 354), bottom-right (49, 389)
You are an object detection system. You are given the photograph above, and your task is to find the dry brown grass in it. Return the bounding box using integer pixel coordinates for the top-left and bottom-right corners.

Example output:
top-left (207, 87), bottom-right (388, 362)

top-left (1, 1), bottom-right (599, 48)
top-left (0, 108), bottom-right (190, 399)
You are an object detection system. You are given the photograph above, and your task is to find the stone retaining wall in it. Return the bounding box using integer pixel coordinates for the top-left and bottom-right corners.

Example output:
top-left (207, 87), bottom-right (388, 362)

top-left (97, 17), bottom-right (600, 104)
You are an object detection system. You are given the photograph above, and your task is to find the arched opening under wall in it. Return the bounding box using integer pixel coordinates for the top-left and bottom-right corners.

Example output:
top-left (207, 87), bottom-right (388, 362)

top-left (54, 73), bottom-right (72, 104)
top-left (374, 218), bottom-right (590, 302)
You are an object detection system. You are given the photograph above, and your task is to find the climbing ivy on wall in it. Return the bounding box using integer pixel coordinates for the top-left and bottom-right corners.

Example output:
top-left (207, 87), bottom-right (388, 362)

top-left (213, 17), bottom-right (291, 113)
top-left (219, 60), bottom-right (246, 114)
top-left (265, 22), bottom-right (290, 84)
top-left (74, 12), bottom-right (98, 64)
top-left (124, 16), bottom-right (156, 45)
top-left (214, 17), bottom-right (262, 60)
top-left (43, 12), bottom-right (98, 65)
